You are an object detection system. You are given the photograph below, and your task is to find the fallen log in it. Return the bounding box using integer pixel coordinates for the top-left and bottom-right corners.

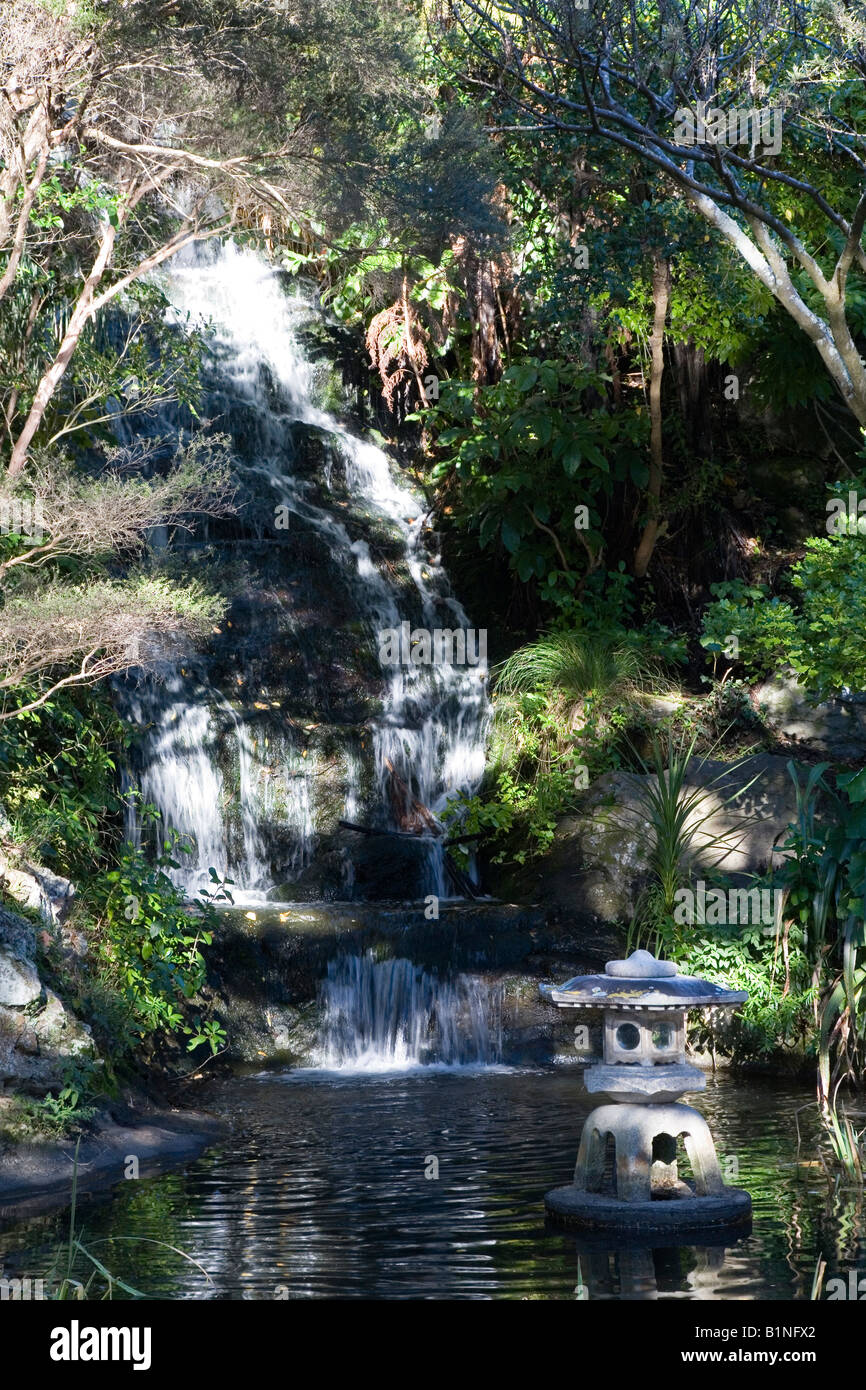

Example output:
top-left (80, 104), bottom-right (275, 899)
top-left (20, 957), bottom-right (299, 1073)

top-left (337, 819), bottom-right (483, 847)
top-left (443, 850), bottom-right (483, 900)
top-left (338, 819), bottom-right (437, 841)
top-left (384, 757), bottom-right (441, 834)
top-left (337, 820), bottom-right (483, 898)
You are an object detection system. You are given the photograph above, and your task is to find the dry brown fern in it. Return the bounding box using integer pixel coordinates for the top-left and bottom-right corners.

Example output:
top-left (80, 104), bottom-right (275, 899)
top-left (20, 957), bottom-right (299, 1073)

top-left (365, 278), bottom-right (430, 419)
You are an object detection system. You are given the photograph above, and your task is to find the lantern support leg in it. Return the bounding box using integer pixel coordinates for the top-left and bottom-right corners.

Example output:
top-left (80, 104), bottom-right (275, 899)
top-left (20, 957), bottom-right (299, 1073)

top-left (680, 1114), bottom-right (724, 1196)
top-left (572, 1102), bottom-right (726, 1203)
top-left (574, 1124), bottom-right (607, 1192)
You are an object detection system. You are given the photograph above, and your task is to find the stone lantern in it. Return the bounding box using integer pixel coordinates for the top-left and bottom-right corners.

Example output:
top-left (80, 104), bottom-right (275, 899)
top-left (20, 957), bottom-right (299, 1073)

top-left (540, 949), bottom-right (752, 1233)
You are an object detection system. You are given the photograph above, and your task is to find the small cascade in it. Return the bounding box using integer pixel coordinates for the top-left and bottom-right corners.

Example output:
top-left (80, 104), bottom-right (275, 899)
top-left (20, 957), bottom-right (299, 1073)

top-left (123, 664), bottom-right (274, 898)
top-left (309, 952), bottom-right (503, 1072)
top-left (122, 239), bottom-right (489, 901)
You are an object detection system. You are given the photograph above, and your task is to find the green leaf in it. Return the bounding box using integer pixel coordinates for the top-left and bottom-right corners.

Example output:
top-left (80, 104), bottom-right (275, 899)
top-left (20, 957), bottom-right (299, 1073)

top-left (503, 364), bottom-right (538, 392)
top-left (501, 520), bottom-right (522, 553)
top-left (561, 444), bottom-right (582, 478)
top-left (516, 552), bottom-right (536, 582)
top-left (839, 768), bottom-right (866, 803)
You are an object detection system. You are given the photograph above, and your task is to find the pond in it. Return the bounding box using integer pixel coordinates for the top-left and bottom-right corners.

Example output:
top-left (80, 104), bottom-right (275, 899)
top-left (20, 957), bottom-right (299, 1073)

top-left (1, 1067), bottom-right (862, 1300)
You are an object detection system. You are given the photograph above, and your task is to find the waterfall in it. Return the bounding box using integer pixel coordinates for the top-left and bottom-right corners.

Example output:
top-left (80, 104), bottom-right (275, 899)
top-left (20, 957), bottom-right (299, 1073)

top-left (122, 239), bottom-right (489, 901)
top-left (308, 952), bottom-right (503, 1072)
top-left (123, 663), bottom-right (274, 895)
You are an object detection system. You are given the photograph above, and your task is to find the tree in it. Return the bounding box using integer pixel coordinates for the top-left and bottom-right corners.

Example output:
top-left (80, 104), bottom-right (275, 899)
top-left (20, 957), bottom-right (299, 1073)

top-left (0, 438), bottom-right (234, 719)
top-left (1, 0), bottom-right (448, 475)
top-left (439, 0), bottom-right (866, 425)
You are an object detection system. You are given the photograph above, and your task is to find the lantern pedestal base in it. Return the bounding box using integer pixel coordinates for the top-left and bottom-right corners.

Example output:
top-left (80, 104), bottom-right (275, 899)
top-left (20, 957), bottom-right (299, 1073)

top-left (544, 1183), bottom-right (752, 1235)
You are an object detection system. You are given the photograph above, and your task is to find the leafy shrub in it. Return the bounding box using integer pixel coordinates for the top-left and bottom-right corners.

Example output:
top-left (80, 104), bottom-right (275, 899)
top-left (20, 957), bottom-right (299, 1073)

top-left (444, 627), bottom-right (677, 863)
top-left (90, 836), bottom-right (230, 1057)
top-left (428, 359), bottom-right (648, 608)
top-left (701, 536), bottom-right (866, 698)
top-left (683, 922), bottom-right (815, 1063)
top-left (0, 687), bottom-right (126, 878)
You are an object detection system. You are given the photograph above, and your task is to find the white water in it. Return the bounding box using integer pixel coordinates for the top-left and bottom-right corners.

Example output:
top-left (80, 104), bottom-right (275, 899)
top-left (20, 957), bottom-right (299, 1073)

top-left (126, 240), bottom-right (489, 899)
top-left (307, 952), bottom-right (503, 1073)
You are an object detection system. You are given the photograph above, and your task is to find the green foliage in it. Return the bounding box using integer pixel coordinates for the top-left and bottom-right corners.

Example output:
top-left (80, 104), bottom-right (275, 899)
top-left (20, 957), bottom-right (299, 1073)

top-left (91, 840), bottom-right (232, 1054)
top-left (434, 0), bottom-right (866, 422)
top-left (773, 762), bottom-right (866, 1173)
top-left (701, 537), bottom-right (866, 697)
top-left (184, 1015), bottom-right (227, 1056)
top-left (281, 221), bottom-right (461, 335)
top-left (680, 676), bottom-right (768, 755)
top-left (444, 626), bottom-right (675, 863)
top-left (7, 1070), bottom-right (99, 1141)
top-left (27, 168), bottom-right (123, 230)
top-left (611, 242), bottom-right (766, 369)
top-left (496, 629), bottom-right (667, 711)
top-left (784, 764), bottom-right (866, 1006)
top-left (41, 1141), bottom-right (206, 1300)
top-left (700, 578), bottom-right (798, 679)
top-left (787, 537), bottom-right (866, 697)
top-left (622, 744), bottom-right (816, 1066)
top-left (32, 1081), bottom-right (97, 1135)
top-left (0, 687), bottom-right (126, 878)
top-left (443, 713), bottom-right (572, 864)
top-left (626, 731), bottom-right (762, 953)
top-left (0, 262), bottom-right (205, 452)
top-left (683, 923), bottom-right (814, 1063)
top-left (428, 359), bottom-right (647, 601)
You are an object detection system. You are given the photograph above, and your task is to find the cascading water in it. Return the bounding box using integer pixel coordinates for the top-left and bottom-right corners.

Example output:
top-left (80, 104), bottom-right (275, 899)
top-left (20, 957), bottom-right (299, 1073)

top-left (308, 952), bottom-right (503, 1072)
top-left (122, 239), bottom-right (489, 901)
top-left (123, 663), bottom-right (274, 893)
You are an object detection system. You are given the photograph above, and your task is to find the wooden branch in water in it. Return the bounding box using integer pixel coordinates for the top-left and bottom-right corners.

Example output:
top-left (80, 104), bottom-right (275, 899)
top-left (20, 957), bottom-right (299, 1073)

top-left (337, 819), bottom-right (483, 847)
top-left (443, 851), bottom-right (483, 900)
top-left (337, 823), bottom-right (484, 899)
top-left (338, 818), bottom-right (438, 841)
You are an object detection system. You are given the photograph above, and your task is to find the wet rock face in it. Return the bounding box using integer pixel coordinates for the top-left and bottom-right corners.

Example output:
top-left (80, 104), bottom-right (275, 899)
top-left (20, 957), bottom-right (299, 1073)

top-left (753, 675), bottom-right (866, 760)
top-left (488, 753), bottom-right (802, 932)
top-left (0, 856), bottom-right (76, 927)
top-left (276, 832), bottom-right (437, 902)
top-left (206, 901), bottom-right (550, 1063)
top-left (0, 949), bottom-right (40, 1008)
top-left (0, 907), bottom-right (96, 1095)
top-left (118, 244), bottom-right (489, 902)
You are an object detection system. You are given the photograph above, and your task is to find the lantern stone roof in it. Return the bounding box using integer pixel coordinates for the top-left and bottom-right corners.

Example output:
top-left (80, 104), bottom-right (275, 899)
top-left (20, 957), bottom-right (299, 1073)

top-left (539, 948), bottom-right (748, 1011)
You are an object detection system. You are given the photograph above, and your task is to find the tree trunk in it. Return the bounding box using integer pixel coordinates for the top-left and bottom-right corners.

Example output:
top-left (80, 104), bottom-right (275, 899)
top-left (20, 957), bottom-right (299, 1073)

top-left (689, 191), bottom-right (866, 427)
top-left (672, 339), bottom-right (709, 454)
top-left (7, 220), bottom-right (118, 479)
top-left (6, 210), bottom-right (229, 479)
top-left (453, 237), bottom-right (504, 385)
top-left (633, 255), bottom-right (671, 579)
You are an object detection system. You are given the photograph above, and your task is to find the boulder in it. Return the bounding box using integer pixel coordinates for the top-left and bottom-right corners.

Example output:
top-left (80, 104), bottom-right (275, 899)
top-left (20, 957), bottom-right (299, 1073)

top-left (0, 992), bottom-right (95, 1094)
top-left (0, 904), bottom-right (96, 1094)
top-left (0, 950), bottom-right (40, 1007)
top-left (0, 861), bottom-right (76, 925)
top-left (753, 675), bottom-right (866, 761)
top-left (0, 906), bottom-right (37, 969)
top-left (491, 753), bottom-right (802, 933)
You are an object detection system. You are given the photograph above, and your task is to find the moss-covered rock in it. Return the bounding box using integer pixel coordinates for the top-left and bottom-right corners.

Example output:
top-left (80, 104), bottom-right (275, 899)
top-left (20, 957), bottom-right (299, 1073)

top-left (0, 905), bottom-right (97, 1096)
top-left (488, 753), bottom-right (802, 936)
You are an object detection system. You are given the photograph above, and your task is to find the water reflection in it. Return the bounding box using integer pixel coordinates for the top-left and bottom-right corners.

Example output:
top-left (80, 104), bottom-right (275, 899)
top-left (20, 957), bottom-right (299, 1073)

top-left (0, 1070), bottom-right (863, 1300)
top-left (567, 1236), bottom-right (736, 1301)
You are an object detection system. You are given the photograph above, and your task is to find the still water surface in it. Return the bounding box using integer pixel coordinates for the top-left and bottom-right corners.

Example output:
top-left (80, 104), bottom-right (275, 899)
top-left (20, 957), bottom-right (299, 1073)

top-left (1, 1069), bottom-right (862, 1300)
